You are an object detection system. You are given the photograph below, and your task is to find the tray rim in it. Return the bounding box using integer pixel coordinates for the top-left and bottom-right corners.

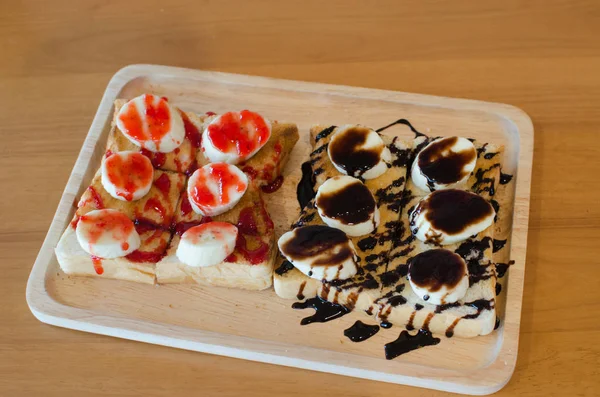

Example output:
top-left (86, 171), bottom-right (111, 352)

top-left (26, 64), bottom-right (533, 395)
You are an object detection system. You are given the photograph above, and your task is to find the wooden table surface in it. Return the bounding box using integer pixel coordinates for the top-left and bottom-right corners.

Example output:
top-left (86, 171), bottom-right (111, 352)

top-left (1, 1), bottom-right (599, 396)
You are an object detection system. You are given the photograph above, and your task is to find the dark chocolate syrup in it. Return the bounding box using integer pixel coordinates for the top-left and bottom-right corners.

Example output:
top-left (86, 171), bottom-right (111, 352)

top-left (380, 321), bottom-right (393, 329)
top-left (463, 299), bottom-right (495, 320)
top-left (409, 189), bottom-right (495, 236)
top-left (471, 164), bottom-right (500, 196)
top-left (316, 180), bottom-right (376, 225)
top-left (495, 317), bottom-right (501, 330)
top-left (417, 137), bottom-right (477, 185)
top-left (389, 137), bottom-right (412, 168)
top-left (490, 199), bottom-right (500, 222)
top-left (376, 119), bottom-right (426, 137)
top-left (314, 126), bottom-right (336, 143)
top-left (329, 126), bottom-right (385, 177)
top-left (297, 281), bottom-right (307, 300)
top-left (344, 320), bottom-right (380, 342)
top-left (292, 296), bottom-right (350, 325)
top-left (445, 318), bottom-right (461, 338)
top-left (408, 249), bottom-right (467, 293)
top-left (496, 283), bottom-right (502, 296)
top-left (275, 260), bottom-right (295, 276)
top-left (384, 329), bottom-right (441, 360)
top-left (492, 238), bottom-right (507, 253)
top-left (297, 161), bottom-right (316, 210)
top-left (484, 152), bottom-right (499, 160)
top-left (280, 225), bottom-right (354, 266)
top-left (495, 260), bottom-right (515, 278)
top-left (500, 172), bottom-right (513, 185)
top-left (357, 235), bottom-right (378, 251)
top-left (435, 301), bottom-right (461, 313)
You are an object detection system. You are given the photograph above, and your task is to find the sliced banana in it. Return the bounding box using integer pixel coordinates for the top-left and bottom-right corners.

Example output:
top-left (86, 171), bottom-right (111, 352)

top-left (116, 94), bottom-right (185, 153)
top-left (327, 125), bottom-right (391, 180)
top-left (278, 225), bottom-right (358, 282)
top-left (409, 189), bottom-right (495, 245)
top-left (202, 110), bottom-right (271, 164)
top-left (411, 136), bottom-right (477, 192)
top-left (408, 249), bottom-right (469, 305)
top-left (315, 176), bottom-right (379, 237)
top-left (101, 151), bottom-right (154, 201)
top-left (176, 222), bottom-right (238, 267)
top-left (187, 163), bottom-right (249, 217)
top-left (76, 209), bottom-right (140, 258)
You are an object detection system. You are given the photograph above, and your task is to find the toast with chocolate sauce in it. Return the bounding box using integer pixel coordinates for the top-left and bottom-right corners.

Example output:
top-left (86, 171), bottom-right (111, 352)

top-left (274, 125), bottom-right (412, 309)
top-left (274, 122), bottom-right (506, 338)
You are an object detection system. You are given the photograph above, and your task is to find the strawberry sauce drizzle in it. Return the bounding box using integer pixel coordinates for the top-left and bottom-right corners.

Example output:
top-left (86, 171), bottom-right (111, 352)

top-left (91, 256), bottom-right (104, 275)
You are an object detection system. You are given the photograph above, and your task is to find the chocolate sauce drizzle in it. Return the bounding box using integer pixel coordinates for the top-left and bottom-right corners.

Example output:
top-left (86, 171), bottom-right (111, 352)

top-left (492, 238), bottom-right (507, 253)
top-left (384, 329), bottom-right (441, 360)
top-left (275, 260), bottom-right (295, 276)
top-left (297, 161), bottom-right (316, 210)
top-left (380, 321), bottom-right (393, 329)
top-left (495, 260), bottom-right (515, 278)
top-left (314, 126), bottom-right (337, 143)
top-left (292, 297), bottom-right (350, 325)
top-left (344, 321), bottom-right (380, 342)
top-left (471, 164), bottom-right (500, 196)
top-left (376, 118), bottom-right (426, 137)
top-left (500, 172), bottom-right (513, 185)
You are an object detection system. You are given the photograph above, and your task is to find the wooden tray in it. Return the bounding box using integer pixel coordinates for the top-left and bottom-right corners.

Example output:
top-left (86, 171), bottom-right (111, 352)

top-left (26, 64), bottom-right (533, 395)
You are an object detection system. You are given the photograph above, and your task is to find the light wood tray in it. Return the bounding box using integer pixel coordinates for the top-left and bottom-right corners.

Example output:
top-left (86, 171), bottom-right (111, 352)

top-left (26, 64), bottom-right (533, 395)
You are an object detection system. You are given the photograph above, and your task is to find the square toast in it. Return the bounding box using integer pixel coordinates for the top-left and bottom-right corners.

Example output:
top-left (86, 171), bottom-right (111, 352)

top-left (274, 124), bottom-right (505, 337)
top-left (55, 98), bottom-right (299, 289)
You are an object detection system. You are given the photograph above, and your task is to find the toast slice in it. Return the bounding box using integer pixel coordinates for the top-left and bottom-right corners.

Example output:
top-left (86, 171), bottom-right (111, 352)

top-left (373, 135), bottom-right (503, 337)
top-left (274, 125), bottom-right (412, 310)
top-left (156, 181), bottom-right (275, 290)
top-left (55, 168), bottom-right (185, 284)
top-left (56, 98), bottom-right (299, 289)
top-left (275, 123), bottom-right (506, 337)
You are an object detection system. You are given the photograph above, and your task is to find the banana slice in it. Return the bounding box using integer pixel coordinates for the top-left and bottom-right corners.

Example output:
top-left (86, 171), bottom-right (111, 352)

top-left (116, 94), bottom-right (185, 153)
top-left (101, 151), bottom-right (154, 201)
top-left (176, 222), bottom-right (238, 267)
top-left (410, 189), bottom-right (495, 245)
top-left (278, 225), bottom-right (358, 282)
top-left (202, 110), bottom-right (271, 164)
top-left (187, 163), bottom-right (249, 216)
top-left (408, 249), bottom-right (469, 305)
top-left (411, 136), bottom-right (477, 192)
top-left (315, 176), bottom-right (379, 237)
top-left (76, 209), bottom-right (140, 258)
top-left (327, 125), bottom-right (391, 180)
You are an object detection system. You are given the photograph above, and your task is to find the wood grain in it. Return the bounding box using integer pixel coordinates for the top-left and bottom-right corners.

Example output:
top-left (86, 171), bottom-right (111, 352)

top-left (1, 1), bottom-right (599, 396)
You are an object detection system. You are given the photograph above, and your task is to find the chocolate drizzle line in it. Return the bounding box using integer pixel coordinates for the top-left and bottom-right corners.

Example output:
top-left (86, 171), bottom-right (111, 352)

top-left (500, 172), bottom-right (513, 185)
top-left (493, 238), bottom-right (507, 253)
top-left (292, 297), bottom-right (350, 325)
top-left (376, 119), bottom-right (426, 137)
top-left (384, 329), bottom-right (441, 360)
top-left (380, 321), bottom-right (393, 329)
top-left (344, 321), bottom-right (380, 342)
top-left (314, 126), bottom-right (337, 143)
top-left (275, 260), bottom-right (294, 276)
top-left (297, 161), bottom-right (316, 210)
top-left (495, 260), bottom-right (515, 278)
